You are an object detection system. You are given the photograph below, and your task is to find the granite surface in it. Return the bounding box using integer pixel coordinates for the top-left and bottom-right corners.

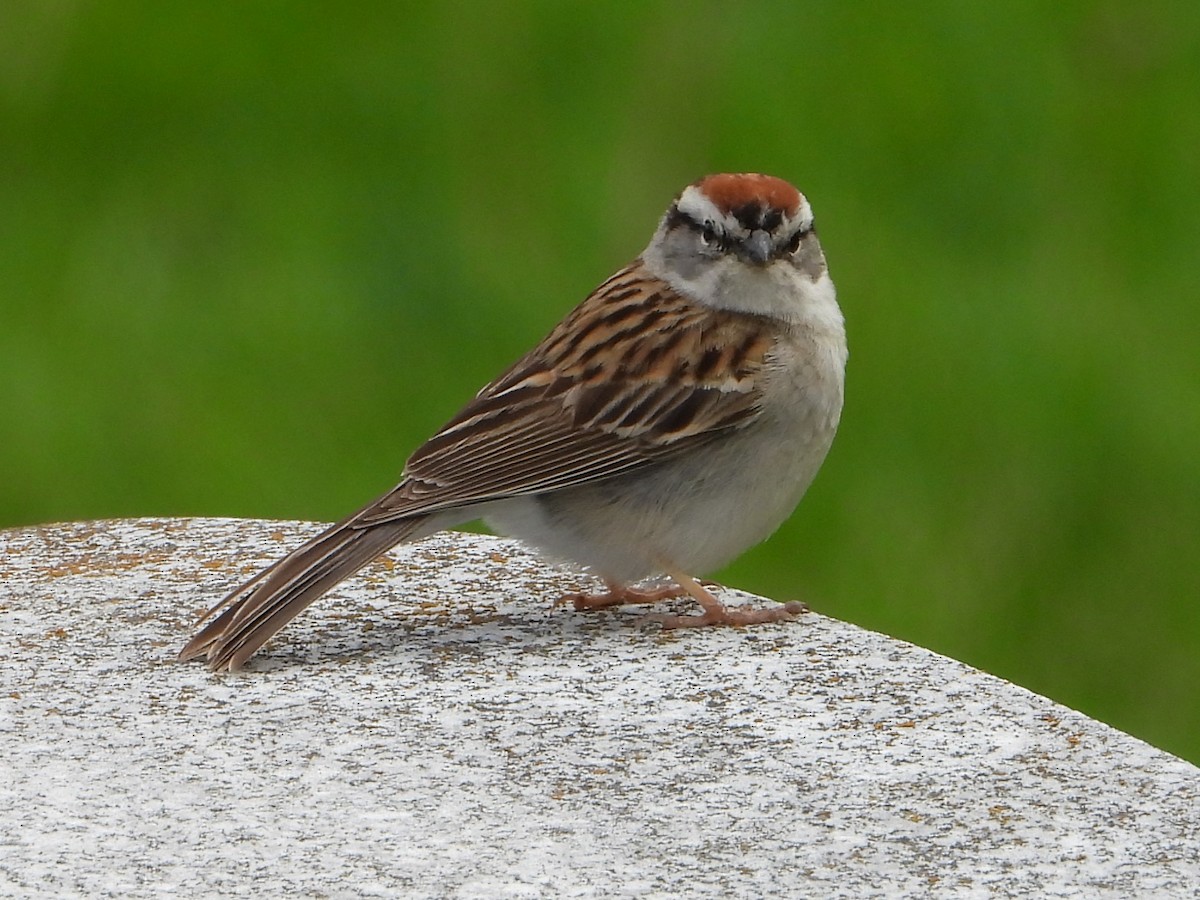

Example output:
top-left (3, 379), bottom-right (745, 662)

top-left (2, 518), bottom-right (1197, 898)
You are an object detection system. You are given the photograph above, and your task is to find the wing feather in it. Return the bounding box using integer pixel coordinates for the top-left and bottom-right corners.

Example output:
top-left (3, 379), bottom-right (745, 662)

top-left (355, 261), bottom-right (776, 527)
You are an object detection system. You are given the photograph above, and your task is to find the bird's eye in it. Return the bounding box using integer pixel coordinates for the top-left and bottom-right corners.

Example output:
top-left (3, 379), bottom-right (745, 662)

top-left (700, 222), bottom-right (719, 246)
top-left (786, 229), bottom-right (806, 254)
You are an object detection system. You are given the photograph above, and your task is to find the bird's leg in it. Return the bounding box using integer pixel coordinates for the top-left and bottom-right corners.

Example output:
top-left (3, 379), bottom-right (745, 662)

top-left (645, 567), bottom-right (807, 628)
top-left (556, 579), bottom-right (688, 611)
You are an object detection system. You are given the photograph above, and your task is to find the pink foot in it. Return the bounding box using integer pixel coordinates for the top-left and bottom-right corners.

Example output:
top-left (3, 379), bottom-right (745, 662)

top-left (647, 599), bottom-right (808, 629)
top-left (557, 569), bottom-right (808, 630)
top-left (556, 581), bottom-right (687, 612)
top-left (645, 567), bottom-right (808, 629)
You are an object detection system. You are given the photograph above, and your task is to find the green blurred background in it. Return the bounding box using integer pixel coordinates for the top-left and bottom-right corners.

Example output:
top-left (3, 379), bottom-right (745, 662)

top-left (3, 3), bottom-right (1198, 762)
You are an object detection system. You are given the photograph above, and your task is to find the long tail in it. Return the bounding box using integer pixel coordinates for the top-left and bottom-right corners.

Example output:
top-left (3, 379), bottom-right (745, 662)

top-left (179, 513), bottom-right (432, 671)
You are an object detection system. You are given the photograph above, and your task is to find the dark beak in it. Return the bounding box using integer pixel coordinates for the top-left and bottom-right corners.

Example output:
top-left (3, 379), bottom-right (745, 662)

top-left (742, 230), bottom-right (773, 265)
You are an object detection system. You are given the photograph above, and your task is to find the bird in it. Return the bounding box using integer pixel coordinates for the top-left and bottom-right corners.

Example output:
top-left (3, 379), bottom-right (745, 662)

top-left (179, 173), bottom-right (847, 671)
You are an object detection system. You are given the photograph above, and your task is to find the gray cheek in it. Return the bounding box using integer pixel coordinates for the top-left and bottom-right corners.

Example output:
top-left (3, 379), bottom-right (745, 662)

top-left (792, 236), bottom-right (828, 280)
top-left (662, 231), bottom-right (717, 281)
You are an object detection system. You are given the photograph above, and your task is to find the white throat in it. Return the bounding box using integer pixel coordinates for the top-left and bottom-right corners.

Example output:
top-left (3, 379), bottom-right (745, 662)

top-left (643, 242), bottom-right (841, 335)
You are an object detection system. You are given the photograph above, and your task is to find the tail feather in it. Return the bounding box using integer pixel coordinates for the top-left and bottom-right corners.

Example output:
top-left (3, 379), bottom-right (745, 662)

top-left (179, 515), bottom-right (430, 671)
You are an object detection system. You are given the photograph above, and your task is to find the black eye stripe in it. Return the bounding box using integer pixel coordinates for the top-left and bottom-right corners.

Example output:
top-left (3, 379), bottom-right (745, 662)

top-left (787, 223), bottom-right (816, 249)
top-left (664, 207), bottom-right (700, 232)
top-left (668, 208), bottom-right (718, 237)
top-left (669, 204), bottom-right (815, 254)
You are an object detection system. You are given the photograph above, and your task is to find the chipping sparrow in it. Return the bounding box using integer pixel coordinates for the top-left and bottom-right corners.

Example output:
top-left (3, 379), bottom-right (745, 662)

top-left (180, 173), bottom-right (847, 671)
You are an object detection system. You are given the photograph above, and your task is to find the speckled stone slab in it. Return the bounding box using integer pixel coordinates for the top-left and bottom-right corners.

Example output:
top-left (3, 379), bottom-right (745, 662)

top-left (2, 518), bottom-right (1197, 898)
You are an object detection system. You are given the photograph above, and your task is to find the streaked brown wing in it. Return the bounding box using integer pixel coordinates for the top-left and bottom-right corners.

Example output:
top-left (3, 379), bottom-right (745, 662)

top-left (356, 261), bottom-right (776, 525)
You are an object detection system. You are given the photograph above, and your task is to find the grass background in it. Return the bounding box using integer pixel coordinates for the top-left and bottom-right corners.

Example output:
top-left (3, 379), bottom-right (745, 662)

top-left (3, 3), bottom-right (1198, 764)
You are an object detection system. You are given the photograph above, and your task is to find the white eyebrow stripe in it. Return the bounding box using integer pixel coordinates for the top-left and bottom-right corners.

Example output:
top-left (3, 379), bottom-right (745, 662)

top-left (675, 186), bottom-right (723, 225)
top-left (676, 185), bottom-right (816, 237)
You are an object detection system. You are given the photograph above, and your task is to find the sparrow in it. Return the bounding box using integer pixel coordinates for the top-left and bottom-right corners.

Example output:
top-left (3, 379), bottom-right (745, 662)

top-left (180, 173), bottom-right (847, 671)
